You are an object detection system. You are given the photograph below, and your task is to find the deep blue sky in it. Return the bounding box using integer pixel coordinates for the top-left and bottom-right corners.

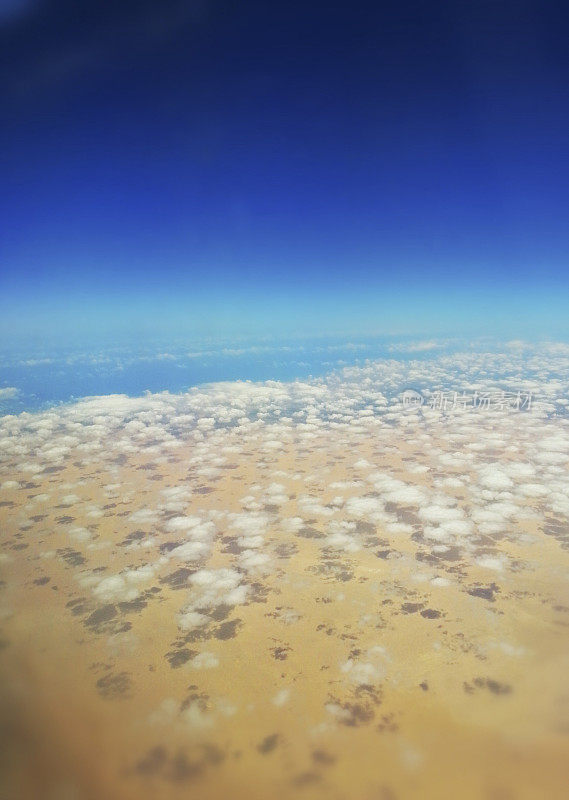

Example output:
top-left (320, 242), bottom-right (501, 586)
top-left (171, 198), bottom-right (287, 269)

top-left (1, 0), bottom-right (568, 340)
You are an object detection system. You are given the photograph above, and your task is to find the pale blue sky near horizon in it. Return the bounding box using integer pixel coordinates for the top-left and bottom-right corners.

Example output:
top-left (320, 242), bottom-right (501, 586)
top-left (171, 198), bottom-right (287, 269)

top-left (2, 276), bottom-right (568, 345)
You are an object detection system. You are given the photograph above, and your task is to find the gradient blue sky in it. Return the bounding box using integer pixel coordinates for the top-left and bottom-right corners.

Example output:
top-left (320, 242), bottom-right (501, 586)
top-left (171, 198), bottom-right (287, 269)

top-left (1, 0), bottom-right (568, 341)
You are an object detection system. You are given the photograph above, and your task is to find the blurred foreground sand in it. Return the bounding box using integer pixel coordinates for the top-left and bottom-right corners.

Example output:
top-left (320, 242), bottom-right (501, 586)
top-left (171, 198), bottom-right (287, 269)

top-left (1, 417), bottom-right (568, 800)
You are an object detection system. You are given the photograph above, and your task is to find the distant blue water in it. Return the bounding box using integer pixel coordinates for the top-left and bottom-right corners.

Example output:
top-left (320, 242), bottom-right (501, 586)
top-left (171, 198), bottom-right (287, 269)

top-left (0, 334), bottom-right (503, 415)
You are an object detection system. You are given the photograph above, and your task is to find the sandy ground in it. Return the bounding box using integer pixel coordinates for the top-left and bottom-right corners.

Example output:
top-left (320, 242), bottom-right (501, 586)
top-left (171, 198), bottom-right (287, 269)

top-left (1, 408), bottom-right (569, 800)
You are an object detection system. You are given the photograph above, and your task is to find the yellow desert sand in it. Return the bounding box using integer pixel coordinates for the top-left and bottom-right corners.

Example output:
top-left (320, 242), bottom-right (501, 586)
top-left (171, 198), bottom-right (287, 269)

top-left (1, 367), bottom-right (568, 799)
